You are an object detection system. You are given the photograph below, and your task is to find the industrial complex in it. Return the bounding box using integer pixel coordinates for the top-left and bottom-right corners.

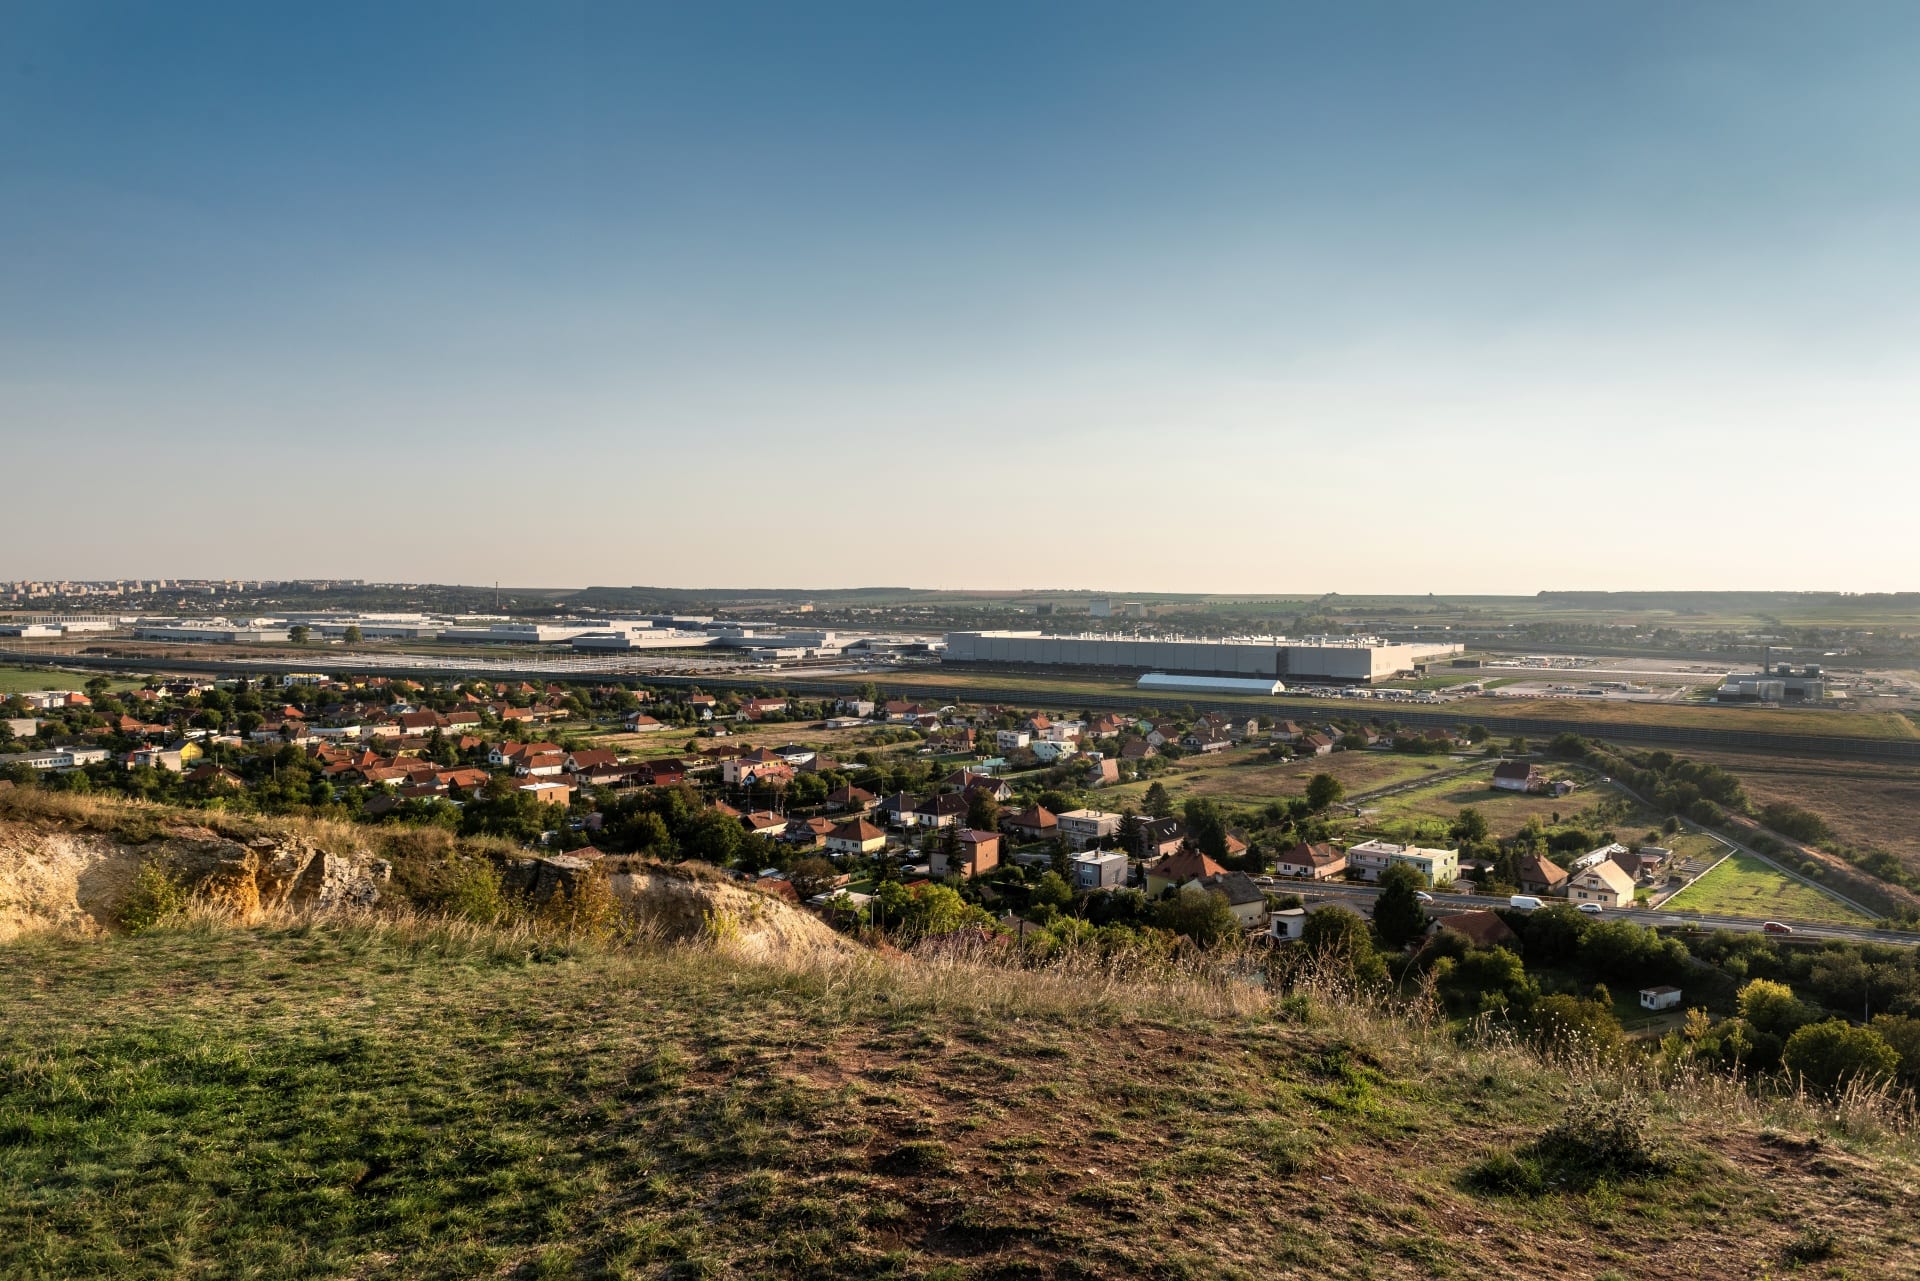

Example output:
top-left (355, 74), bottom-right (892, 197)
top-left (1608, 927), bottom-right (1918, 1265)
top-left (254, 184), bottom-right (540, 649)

top-left (940, 631), bottom-right (1463, 685)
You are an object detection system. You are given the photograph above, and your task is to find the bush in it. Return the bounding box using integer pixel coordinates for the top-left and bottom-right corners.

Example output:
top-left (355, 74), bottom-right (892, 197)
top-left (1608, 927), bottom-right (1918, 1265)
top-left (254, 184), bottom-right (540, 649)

top-left (1529, 994), bottom-right (1623, 1058)
top-left (439, 858), bottom-right (509, 925)
top-left (117, 859), bottom-right (188, 933)
top-left (1781, 1020), bottom-right (1900, 1096)
top-left (1533, 1094), bottom-right (1670, 1186)
top-left (535, 865), bottom-right (627, 943)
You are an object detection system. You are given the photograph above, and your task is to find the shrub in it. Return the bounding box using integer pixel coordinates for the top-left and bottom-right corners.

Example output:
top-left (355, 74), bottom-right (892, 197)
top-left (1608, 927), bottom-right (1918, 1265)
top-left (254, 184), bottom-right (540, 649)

top-left (536, 865), bottom-right (627, 943)
top-left (117, 859), bottom-right (188, 934)
top-left (1530, 994), bottom-right (1624, 1058)
top-left (439, 858), bottom-right (509, 925)
top-left (1781, 1020), bottom-right (1900, 1096)
top-left (1535, 1095), bottom-right (1669, 1185)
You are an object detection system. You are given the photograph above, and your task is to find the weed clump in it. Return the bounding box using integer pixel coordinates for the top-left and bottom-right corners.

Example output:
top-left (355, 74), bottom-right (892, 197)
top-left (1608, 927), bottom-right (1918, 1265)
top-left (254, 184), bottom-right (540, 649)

top-left (1784, 1225), bottom-right (1838, 1264)
top-left (876, 1141), bottom-right (954, 1175)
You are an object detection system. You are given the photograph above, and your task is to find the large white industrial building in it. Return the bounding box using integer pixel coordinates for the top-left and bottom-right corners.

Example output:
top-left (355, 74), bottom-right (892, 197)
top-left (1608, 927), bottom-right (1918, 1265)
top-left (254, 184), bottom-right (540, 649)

top-left (942, 631), bottom-right (1461, 685)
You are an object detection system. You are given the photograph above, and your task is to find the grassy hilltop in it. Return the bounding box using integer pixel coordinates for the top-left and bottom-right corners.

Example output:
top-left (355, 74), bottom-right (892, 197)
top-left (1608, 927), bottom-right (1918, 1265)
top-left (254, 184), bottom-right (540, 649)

top-left (4, 911), bottom-right (1920, 1280)
top-left (1, 789), bottom-right (1917, 1279)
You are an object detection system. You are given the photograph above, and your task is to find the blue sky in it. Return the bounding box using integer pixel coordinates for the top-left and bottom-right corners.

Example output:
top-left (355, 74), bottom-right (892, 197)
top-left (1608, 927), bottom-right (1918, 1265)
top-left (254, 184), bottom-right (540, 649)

top-left (5, 2), bottom-right (1917, 591)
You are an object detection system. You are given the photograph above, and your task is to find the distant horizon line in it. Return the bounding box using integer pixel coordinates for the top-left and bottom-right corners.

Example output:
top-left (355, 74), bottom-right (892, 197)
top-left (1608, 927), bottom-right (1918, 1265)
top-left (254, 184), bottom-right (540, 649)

top-left (7, 581), bottom-right (1920, 601)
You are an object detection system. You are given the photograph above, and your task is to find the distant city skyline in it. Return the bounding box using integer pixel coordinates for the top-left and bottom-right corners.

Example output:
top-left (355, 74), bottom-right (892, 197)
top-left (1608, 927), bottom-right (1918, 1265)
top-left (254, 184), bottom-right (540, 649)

top-left (6, 2), bottom-right (1918, 593)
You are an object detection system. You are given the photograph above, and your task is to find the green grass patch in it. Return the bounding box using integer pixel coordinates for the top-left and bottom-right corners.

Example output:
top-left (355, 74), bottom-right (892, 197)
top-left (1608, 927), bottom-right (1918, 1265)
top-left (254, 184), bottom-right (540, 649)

top-left (0, 918), bottom-right (1913, 1278)
top-left (0, 665), bottom-right (144, 695)
top-left (1660, 851), bottom-right (1871, 924)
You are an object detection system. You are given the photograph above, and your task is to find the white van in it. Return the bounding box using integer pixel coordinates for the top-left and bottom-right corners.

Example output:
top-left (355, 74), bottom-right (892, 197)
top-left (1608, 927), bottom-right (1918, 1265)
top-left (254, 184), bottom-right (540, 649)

top-left (1508, 895), bottom-right (1544, 912)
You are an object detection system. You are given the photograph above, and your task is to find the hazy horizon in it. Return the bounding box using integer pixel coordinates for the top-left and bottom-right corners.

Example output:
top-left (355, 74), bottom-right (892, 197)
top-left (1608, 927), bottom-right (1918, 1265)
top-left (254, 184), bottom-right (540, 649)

top-left (7, 2), bottom-right (1919, 594)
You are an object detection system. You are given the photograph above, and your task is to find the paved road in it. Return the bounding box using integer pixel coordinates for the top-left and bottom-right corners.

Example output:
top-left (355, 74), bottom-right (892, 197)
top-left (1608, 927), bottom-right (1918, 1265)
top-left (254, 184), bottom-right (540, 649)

top-left (1277, 880), bottom-right (1920, 947)
top-left (9, 647), bottom-right (1920, 762)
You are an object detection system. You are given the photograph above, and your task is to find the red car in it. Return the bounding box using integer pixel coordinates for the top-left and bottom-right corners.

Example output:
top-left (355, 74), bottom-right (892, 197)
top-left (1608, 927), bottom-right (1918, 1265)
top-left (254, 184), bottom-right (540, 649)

top-left (1762, 921), bottom-right (1795, 935)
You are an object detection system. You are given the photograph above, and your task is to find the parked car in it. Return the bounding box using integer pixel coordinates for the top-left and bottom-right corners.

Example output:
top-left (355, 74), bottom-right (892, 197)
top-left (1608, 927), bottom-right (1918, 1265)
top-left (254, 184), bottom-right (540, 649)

top-left (1763, 920), bottom-right (1795, 934)
top-left (1508, 894), bottom-right (1544, 912)
top-left (1577, 903), bottom-right (1604, 915)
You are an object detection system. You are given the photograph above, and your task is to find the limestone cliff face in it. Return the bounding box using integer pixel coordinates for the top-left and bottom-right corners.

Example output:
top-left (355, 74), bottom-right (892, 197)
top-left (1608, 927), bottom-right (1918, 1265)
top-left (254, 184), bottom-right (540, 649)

top-left (0, 819), bottom-right (390, 940)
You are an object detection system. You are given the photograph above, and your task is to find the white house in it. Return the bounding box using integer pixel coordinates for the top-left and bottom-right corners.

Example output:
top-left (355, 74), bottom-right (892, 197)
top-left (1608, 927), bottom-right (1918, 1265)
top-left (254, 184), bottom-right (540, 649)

top-left (1639, 986), bottom-right (1683, 1012)
top-left (1072, 851), bottom-right (1129, 890)
top-left (1569, 859), bottom-right (1636, 908)
top-left (1057, 808), bottom-right (1121, 850)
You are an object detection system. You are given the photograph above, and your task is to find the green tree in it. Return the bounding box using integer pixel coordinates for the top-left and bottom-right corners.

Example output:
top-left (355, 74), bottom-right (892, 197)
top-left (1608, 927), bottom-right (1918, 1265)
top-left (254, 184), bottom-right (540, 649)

top-left (966, 789), bottom-right (1000, 833)
top-left (1048, 837), bottom-right (1071, 879)
top-left (881, 883), bottom-right (993, 937)
top-left (1298, 905), bottom-right (1389, 986)
top-left (1868, 1014), bottom-right (1920, 1084)
top-left (680, 808), bottom-right (746, 867)
top-left (1737, 978), bottom-right (1818, 1038)
top-left (1371, 863), bottom-right (1429, 948)
top-left (1031, 870), bottom-right (1073, 913)
top-left (1450, 807), bottom-right (1490, 845)
top-left (1431, 944), bottom-right (1537, 1016)
top-left (1152, 885), bottom-right (1238, 946)
top-left (1782, 1020), bottom-right (1900, 1095)
top-left (1301, 904), bottom-right (1370, 960)
top-left (1305, 773), bottom-right (1344, 812)
top-left (288, 625), bottom-right (311, 645)
top-left (1143, 781), bottom-right (1173, 819)
top-left (343, 625), bottom-right (363, 644)
top-left (1183, 797), bottom-right (1229, 861)
top-left (788, 856), bottom-right (838, 901)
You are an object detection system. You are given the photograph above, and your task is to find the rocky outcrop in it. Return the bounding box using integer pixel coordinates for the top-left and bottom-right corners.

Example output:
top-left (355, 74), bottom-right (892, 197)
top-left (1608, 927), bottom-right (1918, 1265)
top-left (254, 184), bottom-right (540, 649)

top-left (502, 854), bottom-right (597, 905)
top-left (0, 826), bottom-right (144, 942)
top-left (0, 819), bottom-right (391, 939)
top-left (602, 857), bottom-right (861, 965)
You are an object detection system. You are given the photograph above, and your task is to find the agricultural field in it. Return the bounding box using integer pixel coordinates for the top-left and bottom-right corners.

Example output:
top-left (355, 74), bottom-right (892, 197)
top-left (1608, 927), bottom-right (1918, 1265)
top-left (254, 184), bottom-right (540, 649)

top-left (592, 720), bottom-right (921, 762)
top-left (0, 666), bottom-right (144, 695)
top-left (849, 669), bottom-right (1920, 741)
top-left (1680, 747), bottom-right (1920, 882)
top-left (1661, 851), bottom-right (1871, 925)
top-left (1099, 747), bottom-right (1449, 813)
